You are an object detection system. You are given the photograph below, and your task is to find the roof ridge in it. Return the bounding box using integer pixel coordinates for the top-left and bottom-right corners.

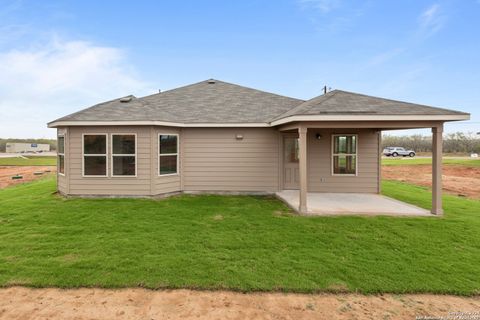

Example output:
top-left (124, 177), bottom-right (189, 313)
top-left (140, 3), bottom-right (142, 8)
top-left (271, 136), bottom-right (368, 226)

top-left (138, 80), bottom-right (211, 100)
top-left (209, 79), bottom-right (305, 102)
top-left (140, 79), bottom-right (304, 102)
top-left (271, 90), bottom-right (339, 121)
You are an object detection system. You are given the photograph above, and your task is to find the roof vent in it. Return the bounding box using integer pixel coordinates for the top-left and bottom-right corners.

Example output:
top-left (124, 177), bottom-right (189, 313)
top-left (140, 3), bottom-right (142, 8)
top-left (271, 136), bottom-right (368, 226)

top-left (120, 96), bottom-right (132, 103)
top-left (207, 79), bottom-right (216, 84)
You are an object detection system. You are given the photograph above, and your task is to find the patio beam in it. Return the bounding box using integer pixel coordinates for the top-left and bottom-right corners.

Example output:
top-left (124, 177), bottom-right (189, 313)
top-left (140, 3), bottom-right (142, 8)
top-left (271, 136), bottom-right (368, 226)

top-left (432, 125), bottom-right (444, 215)
top-left (277, 122), bottom-right (300, 131)
top-left (299, 126), bottom-right (308, 213)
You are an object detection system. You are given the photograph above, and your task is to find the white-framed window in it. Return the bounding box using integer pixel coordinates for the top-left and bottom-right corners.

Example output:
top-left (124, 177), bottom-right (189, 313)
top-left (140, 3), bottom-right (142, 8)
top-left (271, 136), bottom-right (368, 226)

top-left (111, 134), bottom-right (137, 177)
top-left (159, 134), bottom-right (179, 176)
top-left (332, 134), bottom-right (358, 176)
top-left (57, 134), bottom-right (65, 176)
top-left (82, 134), bottom-right (108, 177)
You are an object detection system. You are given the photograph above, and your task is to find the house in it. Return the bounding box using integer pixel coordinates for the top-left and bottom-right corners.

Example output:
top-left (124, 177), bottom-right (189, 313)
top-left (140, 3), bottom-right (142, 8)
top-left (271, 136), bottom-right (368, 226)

top-left (48, 79), bottom-right (470, 215)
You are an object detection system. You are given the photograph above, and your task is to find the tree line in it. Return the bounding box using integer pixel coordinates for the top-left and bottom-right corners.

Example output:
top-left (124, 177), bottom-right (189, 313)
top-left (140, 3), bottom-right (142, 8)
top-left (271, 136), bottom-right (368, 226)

top-left (382, 132), bottom-right (480, 154)
top-left (0, 138), bottom-right (57, 152)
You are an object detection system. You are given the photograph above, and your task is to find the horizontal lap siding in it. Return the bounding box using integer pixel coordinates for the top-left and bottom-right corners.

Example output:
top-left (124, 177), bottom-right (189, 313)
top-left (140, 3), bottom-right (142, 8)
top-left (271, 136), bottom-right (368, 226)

top-left (307, 129), bottom-right (379, 193)
top-left (57, 175), bottom-right (67, 193)
top-left (183, 128), bottom-right (279, 192)
top-left (68, 126), bottom-right (152, 196)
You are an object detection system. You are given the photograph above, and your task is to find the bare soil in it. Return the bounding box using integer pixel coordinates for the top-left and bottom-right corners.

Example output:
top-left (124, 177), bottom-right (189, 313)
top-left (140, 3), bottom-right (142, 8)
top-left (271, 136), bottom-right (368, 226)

top-left (0, 166), bottom-right (56, 189)
top-left (0, 287), bottom-right (479, 320)
top-left (383, 164), bottom-right (480, 199)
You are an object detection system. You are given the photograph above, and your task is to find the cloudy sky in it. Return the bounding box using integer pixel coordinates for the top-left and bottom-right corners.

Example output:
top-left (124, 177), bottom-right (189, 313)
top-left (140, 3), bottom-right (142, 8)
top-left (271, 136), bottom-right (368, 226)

top-left (0, 0), bottom-right (478, 138)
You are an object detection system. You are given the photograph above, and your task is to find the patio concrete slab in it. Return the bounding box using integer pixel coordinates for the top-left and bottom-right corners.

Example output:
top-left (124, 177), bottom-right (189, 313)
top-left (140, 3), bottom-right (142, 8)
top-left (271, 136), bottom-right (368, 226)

top-left (276, 190), bottom-right (432, 216)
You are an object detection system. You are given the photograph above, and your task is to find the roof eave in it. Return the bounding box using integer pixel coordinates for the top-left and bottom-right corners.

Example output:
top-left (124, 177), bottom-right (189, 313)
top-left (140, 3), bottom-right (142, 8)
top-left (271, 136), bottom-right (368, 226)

top-left (269, 114), bottom-right (470, 126)
top-left (47, 120), bottom-right (271, 128)
top-left (48, 113), bottom-right (470, 128)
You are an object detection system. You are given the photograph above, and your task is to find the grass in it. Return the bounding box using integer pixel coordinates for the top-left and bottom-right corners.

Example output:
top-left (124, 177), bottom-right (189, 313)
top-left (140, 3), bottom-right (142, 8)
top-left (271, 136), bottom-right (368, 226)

top-left (382, 157), bottom-right (480, 167)
top-left (0, 177), bottom-right (479, 295)
top-left (0, 156), bottom-right (56, 166)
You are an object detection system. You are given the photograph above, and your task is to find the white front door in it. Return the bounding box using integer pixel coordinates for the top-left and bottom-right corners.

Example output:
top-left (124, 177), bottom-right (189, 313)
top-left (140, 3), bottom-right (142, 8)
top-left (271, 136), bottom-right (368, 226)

top-left (283, 136), bottom-right (299, 189)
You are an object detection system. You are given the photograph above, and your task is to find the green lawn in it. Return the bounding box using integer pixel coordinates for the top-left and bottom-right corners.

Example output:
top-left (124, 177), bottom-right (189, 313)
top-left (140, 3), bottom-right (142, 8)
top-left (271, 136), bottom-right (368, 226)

top-left (382, 157), bottom-right (480, 167)
top-left (1, 176), bottom-right (479, 295)
top-left (0, 156), bottom-right (56, 166)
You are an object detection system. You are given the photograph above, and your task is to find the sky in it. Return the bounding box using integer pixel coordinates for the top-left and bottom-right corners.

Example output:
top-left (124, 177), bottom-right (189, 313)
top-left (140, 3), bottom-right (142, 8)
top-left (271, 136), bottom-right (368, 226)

top-left (0, 0), bottom-right (478, 138)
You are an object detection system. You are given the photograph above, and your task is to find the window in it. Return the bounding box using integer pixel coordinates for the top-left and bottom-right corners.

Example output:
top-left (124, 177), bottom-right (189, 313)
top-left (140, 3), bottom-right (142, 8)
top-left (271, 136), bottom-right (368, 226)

top-left (332, 134), bottom-right (357, 175)
top-left (83, 134), bottom-right (107, 176)
top-left (112, 134), bottom-right (136, 176)
top-left (284, 137), bottom-right (299, 163)
top-left (58, 135), bottom-right (65, 175)
top-left (159, 134), bottom-right (178, 175)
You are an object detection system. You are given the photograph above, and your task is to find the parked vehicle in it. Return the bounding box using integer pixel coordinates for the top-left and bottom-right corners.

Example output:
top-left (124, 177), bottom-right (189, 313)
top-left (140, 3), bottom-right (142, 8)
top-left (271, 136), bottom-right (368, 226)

top-left (383, 147), bottom-right (416, 157)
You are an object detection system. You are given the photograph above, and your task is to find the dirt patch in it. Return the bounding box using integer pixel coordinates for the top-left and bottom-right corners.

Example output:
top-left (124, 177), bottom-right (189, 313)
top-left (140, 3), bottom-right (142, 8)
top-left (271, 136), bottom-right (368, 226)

top-left (0, 166), bottom-right (56, 189)
top-left (0, 287), bottom-right (479, 320)
top-left (383, 164), bottom-right (480, 199)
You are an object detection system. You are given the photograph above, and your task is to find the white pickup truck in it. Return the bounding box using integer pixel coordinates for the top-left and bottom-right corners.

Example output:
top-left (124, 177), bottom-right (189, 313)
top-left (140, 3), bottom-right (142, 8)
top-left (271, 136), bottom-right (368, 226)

top-left (383, 147), bottom-right (416, 157)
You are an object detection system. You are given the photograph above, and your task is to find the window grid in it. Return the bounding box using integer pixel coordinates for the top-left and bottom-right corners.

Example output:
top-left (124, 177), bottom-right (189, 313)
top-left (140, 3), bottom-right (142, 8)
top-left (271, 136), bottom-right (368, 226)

top-left (82, 134), bottom-right (108, 177)
top-left (58, 134), bottom-right (65, 176)
top-left (158, 133), bottom-right (179, 176)
top-left (111, 134), bottom-right (137, 177)
top-left (331, 134), bottom-right (358, 176)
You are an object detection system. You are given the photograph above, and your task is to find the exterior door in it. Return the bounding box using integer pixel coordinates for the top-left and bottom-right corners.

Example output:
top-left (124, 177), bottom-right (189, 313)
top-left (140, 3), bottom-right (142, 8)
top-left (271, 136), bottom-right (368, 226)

top-left (283, 136), bottom-right (300, 189)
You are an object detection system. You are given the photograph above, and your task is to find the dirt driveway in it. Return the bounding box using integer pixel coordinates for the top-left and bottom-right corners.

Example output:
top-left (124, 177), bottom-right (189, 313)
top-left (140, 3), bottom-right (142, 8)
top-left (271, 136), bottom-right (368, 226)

top-left (383, 164), bottom-right (480, 199)
top-left (0, 166), bottom-right (56, 189)
top-left (1, 287), bottom-right (479, 320)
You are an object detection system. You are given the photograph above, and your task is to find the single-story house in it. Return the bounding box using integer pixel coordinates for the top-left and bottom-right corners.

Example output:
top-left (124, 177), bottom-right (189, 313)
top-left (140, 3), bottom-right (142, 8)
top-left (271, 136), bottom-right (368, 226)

top-left (48, 79), bottom-right (470, 215)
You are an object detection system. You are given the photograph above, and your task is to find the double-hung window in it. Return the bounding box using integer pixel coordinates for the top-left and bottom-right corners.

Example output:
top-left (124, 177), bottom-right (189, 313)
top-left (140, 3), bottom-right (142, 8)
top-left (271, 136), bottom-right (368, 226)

top-left (83, 134), bottom-right (107, 177)
top-left (159, 134), bottom-right (178, 175)
top-left (112, 134), bottom-right (136, 176)
top-left (57, 135), bottom-right (65, 175)
top-left (332, 134), bottom-right (357, 175)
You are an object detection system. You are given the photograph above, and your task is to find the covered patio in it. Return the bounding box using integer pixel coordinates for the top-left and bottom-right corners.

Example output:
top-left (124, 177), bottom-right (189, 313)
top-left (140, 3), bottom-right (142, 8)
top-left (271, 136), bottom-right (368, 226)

top-left (269, 90), bottom-right (470, 216)
top-left (275, 121), bottom-right (447, 216)
top-left (276, 190), bottom-right (431, 216)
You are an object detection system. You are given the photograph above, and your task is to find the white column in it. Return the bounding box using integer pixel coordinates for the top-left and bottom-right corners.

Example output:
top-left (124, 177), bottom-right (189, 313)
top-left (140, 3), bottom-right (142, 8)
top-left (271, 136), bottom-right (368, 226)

top-left (299, 126), bottom-right (308, 213)
top-left (432, 125), bottom-right (443, 215)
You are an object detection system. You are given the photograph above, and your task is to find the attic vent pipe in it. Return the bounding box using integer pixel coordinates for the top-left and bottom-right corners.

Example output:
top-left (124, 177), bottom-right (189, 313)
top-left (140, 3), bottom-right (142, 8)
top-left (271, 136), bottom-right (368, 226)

top-left (207, 79), bottom-right (216, 84)
top-left (120, 96), bottom-right (132, 103)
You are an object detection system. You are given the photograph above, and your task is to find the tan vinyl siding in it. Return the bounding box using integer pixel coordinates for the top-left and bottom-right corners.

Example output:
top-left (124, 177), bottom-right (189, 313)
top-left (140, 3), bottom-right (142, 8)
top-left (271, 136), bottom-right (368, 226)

top-left (152, 127), bottom-right (181, 194)
top-left (67, 126), bottom-right (151, 196)
top-left (182, 128), bottom-right (279, 192)
top-left (307, 129), bottom-right (379, 193)
top-left (62, 125), bottom-right (379, 196)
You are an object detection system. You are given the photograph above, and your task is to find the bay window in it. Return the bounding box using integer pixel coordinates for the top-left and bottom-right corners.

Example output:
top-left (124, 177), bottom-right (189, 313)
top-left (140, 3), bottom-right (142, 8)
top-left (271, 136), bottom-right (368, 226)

top-left (332, 134), bottom-right (357, 175)
top-left (159, 134), bottom-right (178, 175)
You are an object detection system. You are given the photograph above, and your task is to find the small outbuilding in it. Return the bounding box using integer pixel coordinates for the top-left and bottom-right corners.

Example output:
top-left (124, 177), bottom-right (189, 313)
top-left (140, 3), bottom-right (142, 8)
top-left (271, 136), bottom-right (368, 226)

top-left (5, 142), bottom-right (50, 153)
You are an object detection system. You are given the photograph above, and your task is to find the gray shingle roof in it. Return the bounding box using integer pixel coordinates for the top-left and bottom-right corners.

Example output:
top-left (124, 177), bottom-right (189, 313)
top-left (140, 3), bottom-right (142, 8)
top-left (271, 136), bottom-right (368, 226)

top-left (52, 79), bottom-right (304, 124)
top-left (274, 90), bottom-right (468, 120)
top-left (49, 80), bottom-right (468, 126)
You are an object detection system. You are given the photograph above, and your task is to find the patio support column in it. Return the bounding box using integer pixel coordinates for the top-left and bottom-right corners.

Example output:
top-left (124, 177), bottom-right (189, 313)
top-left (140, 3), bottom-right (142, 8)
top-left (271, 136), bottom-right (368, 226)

top-left (299, 126), bottom-right (308, 213)
top-left (432, 125), bottom-right (443, 215)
